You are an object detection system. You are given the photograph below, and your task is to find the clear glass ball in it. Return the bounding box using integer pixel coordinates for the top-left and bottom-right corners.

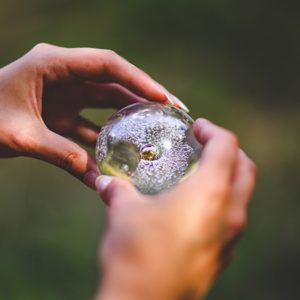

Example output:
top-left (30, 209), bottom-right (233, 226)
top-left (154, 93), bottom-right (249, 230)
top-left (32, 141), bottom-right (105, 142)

top-left (95, 102), bottom-right (201, 195)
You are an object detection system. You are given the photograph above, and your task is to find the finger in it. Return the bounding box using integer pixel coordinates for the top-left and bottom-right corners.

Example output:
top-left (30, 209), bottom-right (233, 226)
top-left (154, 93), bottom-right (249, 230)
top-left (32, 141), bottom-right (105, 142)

top-left (231, 149), bottom-right (257, 208)
top-left (83, 82), bottom-right (148, 109)
top-left (225, 150), bottom-right (256, 241)
top-left (95, 175), bottom-right (141, 209)
top-left (33, 44), bottom-right (169, 104)
top-left (28, 127), bottom-right (99, 189)
top-left (192, 118), bottom-right (239, 186)
top-left (72, 116), bottom-right (100, 147)
top-left (168, 119), bottom-right (239, 219)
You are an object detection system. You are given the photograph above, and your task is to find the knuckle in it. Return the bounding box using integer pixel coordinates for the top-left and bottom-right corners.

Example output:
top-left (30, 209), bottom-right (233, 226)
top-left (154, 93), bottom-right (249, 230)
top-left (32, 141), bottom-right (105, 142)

top-left (241, 155), bottom-right (257, 183)
top-left (239, 150), bottom-right (257, 181)
top-left (17, 43), bottom-right (55, 72)
top-left (102, 49), bottom-right (119, 60)
top-left (100, 49), bottom-right (121, 73)
top-left (247, 159), bottom-right (257, 178)
top-left (229, 212), bottom-right (247, 236)
top-left (29, 43), bottom-right (58, 65)
top-left (224, 131), bottom-right (239, 148)
top-left (9, 128), bottom-right (35, 155)
top-left (215, 182), bottom-right (230, 198)
top-left (32, 42), bottom-right (52, 51)
top-left (9, 133), bottom-right (26, 154)
top-left (59, 151), bottom-right (79, 173)
top-left (215, 129), bottom-right (239, 155)
top-left (207, 180), bottom-right (231, 205)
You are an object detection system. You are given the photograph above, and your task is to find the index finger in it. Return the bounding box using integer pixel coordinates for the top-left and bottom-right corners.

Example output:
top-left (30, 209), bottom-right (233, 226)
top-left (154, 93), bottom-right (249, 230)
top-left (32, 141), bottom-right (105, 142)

top-left (31, 44), bottom-right (168, 104)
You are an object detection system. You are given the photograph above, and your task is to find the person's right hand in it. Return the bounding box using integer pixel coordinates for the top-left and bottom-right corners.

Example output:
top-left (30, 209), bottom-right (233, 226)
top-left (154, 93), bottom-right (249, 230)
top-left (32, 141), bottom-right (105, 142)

top-left (95, 119), bottom-right (256, 300)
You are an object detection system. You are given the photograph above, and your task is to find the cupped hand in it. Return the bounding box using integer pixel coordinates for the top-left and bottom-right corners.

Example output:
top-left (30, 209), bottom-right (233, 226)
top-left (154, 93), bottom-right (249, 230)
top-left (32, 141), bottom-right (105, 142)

top-left (0, 43), bottom-right (175, 188)
top-left (95, 119), bottom-right (256, 300)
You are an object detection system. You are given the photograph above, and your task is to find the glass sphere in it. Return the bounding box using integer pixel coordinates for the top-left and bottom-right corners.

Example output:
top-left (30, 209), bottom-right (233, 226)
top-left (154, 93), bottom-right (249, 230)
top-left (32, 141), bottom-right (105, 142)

top-left (95, 102), bottom-right (201, 195)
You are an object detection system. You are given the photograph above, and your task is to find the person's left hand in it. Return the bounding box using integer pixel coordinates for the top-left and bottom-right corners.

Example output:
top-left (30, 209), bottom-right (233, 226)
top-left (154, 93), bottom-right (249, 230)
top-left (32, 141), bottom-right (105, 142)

top-left (0, 43), bottom-right (181, 188)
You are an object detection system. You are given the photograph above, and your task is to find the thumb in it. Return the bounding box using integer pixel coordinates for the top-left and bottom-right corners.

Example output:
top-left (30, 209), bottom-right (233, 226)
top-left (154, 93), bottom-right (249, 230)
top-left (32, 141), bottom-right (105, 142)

top-left (29, 128), bottom-right (99, 189)
top-left (95, 175), bottom-right (141, 208)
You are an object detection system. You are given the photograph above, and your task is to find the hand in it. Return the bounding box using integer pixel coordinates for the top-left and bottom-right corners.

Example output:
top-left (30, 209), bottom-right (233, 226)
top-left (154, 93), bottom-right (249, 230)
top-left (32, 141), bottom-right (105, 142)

top-left (0, 43), bottom-right (178, 188)
top-left (95, 119), bottom-right (256, 300)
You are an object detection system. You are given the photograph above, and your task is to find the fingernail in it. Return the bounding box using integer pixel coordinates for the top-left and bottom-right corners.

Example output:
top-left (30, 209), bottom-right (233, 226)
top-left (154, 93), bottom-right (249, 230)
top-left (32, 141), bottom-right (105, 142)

top-left (171, 95), bottom-right (190, 113)
top-left (158, 85), bottom-right (174, 106)
top-left (95, 175), bottom-right (113, 193)
top-left (161, 86), bottom-right (190, 113)
top-left (83, 170), bottom-right (99, 190)
top-left (164, 91), bottom-right (175, 106)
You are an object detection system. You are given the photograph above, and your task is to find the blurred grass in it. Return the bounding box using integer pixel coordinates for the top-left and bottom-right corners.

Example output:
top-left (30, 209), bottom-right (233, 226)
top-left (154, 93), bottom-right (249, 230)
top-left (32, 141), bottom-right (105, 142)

top-left (0, 0), bottom-right (299, 299)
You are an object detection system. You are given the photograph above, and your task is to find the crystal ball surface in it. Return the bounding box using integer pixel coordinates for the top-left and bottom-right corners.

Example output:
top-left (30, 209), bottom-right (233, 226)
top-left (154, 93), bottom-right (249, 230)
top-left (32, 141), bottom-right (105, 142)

top-left (96, 102), bottom-right (201, 195)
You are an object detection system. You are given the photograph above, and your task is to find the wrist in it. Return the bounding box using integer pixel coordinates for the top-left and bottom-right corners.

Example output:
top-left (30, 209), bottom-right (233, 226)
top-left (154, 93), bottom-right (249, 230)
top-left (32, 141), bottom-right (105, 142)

top-left (97, 259), bottom-right (172, 300)
top-left (96, 252), bottom-right (207, 300)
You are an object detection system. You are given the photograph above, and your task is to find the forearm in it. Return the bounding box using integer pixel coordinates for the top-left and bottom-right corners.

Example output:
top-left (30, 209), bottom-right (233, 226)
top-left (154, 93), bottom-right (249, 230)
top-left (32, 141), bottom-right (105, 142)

top-left (95, 257), bottom-right (207, 300)
top-left (96, 259), bottom-right (176, 300)
top-left (94, 228), bottom-right (211, 300)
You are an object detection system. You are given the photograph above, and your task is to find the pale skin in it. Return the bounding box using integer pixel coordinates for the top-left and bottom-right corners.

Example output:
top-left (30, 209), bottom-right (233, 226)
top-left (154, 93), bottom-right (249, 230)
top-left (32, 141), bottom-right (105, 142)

top-left (0, 44), bottom-right (256, 300)
top-left (0, 43), bottom-right (180, 188)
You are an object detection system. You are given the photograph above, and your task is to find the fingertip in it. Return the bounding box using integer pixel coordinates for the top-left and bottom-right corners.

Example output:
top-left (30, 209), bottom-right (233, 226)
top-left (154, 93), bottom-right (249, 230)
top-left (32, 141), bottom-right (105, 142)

top-left (146, 84), bottom-right (170, 105)
top-left (194, 118), bottom-right (211, 131)
top-left (96, 175), bottom-right (141, 207)
top-left (193, 118), bottom-right (211, 141)
top-left (171, 95), bottom-right (190, 113)
top-left (95, 175), bottom-right (113, 194)
top-left (83, 170), bottom-right (99, 190)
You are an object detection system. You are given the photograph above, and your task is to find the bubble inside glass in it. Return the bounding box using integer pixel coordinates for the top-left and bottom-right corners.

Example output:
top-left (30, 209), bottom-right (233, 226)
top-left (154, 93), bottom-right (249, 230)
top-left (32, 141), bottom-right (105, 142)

top-left (95, 102), bottom-right (201, 195)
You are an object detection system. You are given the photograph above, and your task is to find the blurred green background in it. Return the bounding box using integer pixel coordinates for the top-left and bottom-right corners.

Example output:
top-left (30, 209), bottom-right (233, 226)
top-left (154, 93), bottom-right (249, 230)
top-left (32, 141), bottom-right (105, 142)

top-left (0, 0), bottom-right (299, 299)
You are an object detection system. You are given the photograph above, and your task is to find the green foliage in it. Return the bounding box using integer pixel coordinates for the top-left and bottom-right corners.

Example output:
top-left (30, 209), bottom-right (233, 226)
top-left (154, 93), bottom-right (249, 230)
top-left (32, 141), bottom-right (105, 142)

top-left (0, 0), bottom-right (299, 299)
